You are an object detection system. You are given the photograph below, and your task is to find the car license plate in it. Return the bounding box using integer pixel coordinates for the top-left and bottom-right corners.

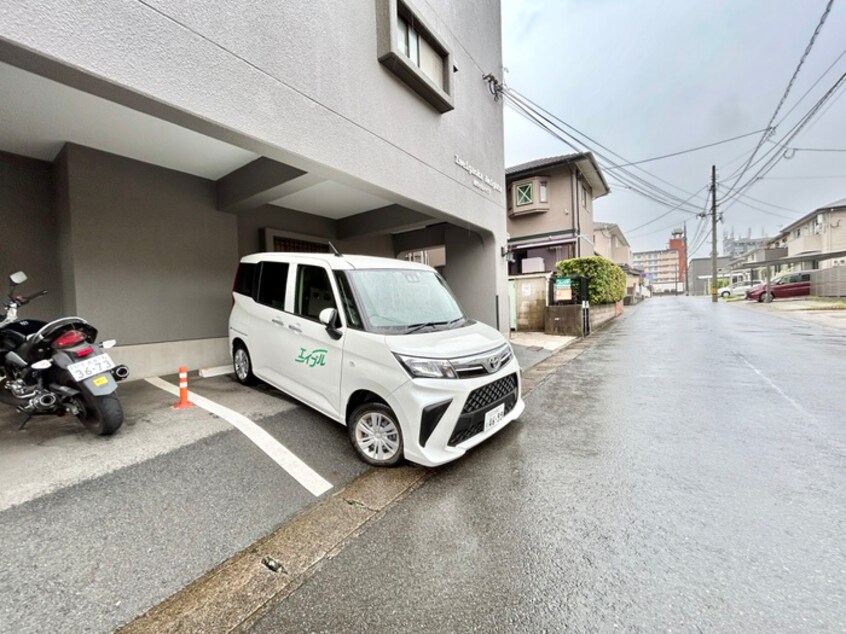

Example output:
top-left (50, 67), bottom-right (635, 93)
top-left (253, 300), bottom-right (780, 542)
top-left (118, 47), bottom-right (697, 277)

top-left (484, 403), bottom-right (505, 432)
top-left (68, 354), bottom-right (116, 382)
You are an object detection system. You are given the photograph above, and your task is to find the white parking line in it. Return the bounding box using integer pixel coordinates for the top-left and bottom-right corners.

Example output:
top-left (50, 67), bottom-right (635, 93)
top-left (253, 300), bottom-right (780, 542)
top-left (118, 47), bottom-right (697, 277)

top-left (145, 377), bottom-right (332, 496)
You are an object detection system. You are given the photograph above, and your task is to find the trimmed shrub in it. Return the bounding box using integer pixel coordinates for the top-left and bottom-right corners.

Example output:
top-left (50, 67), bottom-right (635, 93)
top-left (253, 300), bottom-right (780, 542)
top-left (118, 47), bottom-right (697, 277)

top-left (555, 256), bottom-right (626, 304)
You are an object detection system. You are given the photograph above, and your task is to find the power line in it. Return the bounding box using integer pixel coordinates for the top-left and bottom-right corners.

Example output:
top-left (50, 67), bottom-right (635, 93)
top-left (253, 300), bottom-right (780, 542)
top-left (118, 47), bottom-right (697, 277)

top-left (623, 187), bottom-right (708, 234)
top-left (504, 98), bottom-right (704, 213)
top-left (504, 90), bottom-right (705, 213)
top-left (774, 44), bottom-right (846, 127)
top-left (722, 71), bottom-right (846, 206)
top-left (724, 0), bottom-right (835, 199)
top-left (605, 128), bottom-right (766, 168)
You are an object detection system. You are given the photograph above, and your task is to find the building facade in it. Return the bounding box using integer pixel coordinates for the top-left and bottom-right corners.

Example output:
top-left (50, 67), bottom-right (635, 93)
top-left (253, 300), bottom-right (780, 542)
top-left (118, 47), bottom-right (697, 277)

top-left (632, 229), bottom-right (686, 293)
top-left (0, 0), bottom-right (508, 377)
top-left (778, 197), bottom-right (846, 268)
top-left (504, 153), bottom-right (609, 275)
top-left (722, 231), bottom-right (771, 259)
top-left (593, 222), bottom-right (632, 267)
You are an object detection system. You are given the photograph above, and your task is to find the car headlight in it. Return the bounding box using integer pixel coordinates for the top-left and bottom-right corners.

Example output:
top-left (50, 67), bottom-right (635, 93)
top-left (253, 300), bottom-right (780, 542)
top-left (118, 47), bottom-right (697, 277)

top-left (394, 353), bottom-right (457, 379)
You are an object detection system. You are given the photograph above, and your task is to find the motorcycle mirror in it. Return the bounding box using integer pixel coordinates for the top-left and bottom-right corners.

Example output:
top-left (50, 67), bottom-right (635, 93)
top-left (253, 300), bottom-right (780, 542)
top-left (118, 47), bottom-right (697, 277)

top-left (31, 359), bottom-right (52, 370)
top-left (102, 339), bottom-right (117, 349)
top-left (10, 271), bottom-right (27, 285)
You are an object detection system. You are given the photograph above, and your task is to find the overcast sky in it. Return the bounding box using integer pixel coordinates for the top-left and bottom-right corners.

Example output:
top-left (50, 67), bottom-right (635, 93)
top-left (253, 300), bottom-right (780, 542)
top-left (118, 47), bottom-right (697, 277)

top-left (501, 0), bottom-right (846, 257)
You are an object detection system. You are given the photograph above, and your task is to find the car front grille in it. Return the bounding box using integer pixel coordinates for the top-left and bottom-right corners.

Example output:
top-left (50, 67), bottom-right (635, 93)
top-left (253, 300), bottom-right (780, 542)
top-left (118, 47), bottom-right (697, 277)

top-left (448, 373), bottom-right (518, 446)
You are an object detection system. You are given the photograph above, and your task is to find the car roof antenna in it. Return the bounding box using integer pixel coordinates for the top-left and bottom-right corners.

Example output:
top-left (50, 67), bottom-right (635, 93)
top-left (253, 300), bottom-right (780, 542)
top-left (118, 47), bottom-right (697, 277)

top-left (328, 242), bottom-right (343, 258)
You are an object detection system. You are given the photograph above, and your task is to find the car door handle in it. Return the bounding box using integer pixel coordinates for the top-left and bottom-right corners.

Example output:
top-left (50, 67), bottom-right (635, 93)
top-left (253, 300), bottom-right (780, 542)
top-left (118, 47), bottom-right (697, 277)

top-left (272, 318), bottom-right (285, 327)
top-left (288, 324), bottom-right (302, 334)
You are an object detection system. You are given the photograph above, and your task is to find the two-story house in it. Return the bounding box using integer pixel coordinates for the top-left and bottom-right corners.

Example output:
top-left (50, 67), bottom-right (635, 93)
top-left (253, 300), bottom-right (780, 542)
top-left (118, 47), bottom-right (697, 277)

top-left (779, 197), bottom-right (846, 268)
top-left (593, 222), bottom-right (632, 267)
top-left (505, 153), bottom-right (610, 275)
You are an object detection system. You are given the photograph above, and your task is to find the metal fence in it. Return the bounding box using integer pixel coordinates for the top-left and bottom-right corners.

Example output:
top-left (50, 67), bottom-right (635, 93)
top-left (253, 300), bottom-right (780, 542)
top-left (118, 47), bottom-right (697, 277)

top-left (810, 267), bottom-right (846, 298)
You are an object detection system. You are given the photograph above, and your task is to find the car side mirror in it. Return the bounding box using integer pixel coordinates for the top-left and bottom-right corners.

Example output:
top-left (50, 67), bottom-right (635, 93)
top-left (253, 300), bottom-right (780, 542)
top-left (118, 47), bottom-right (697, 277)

top-left (319, 307), bottom-right (342, 340)
top-left (10, 271), bottom-right (27, 285)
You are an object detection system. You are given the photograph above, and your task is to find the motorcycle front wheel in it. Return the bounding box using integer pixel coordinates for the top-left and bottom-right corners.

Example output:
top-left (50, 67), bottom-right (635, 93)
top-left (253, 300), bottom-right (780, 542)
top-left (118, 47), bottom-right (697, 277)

top-left (78, 394), bottom-right (124, 435)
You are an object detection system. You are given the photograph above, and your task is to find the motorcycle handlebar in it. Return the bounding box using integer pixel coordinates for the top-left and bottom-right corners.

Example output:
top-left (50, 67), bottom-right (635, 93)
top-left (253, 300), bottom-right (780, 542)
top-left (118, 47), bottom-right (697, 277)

top-left (15, 290), bottom-right (47, 305)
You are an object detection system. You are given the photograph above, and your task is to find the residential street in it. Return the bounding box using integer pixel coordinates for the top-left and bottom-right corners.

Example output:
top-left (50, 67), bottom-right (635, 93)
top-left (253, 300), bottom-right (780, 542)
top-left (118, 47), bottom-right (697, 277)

top-left (250, 297), bottom-right (846, 633)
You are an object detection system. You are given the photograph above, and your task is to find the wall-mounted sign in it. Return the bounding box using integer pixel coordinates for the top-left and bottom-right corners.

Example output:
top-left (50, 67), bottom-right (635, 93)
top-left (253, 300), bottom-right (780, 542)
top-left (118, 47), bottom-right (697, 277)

top-left (454, 155), bottom-right (503, 195)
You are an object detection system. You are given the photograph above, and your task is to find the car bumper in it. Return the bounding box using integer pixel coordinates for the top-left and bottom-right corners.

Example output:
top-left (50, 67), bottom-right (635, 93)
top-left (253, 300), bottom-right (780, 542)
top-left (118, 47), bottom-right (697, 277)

top-left (387, 357), bottom-right (525, 467)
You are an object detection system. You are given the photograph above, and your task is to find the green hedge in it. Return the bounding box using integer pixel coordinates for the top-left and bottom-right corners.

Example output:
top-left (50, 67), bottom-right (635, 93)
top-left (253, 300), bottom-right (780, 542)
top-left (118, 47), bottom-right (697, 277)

top-left (555, 256), bottom-right (626, 304)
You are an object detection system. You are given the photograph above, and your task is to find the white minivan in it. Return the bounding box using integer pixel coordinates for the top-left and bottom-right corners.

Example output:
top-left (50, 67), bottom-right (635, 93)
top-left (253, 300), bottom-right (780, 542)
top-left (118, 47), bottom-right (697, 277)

top-left (228, 252), bottom-right (524, 467)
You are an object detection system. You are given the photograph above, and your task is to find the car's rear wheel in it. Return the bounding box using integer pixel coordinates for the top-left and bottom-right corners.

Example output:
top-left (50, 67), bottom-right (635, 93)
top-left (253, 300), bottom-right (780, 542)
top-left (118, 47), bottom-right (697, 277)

top-left (720, 291), bottom-right (730, 298)
top-left (348, 403), bottom-right (404, 467)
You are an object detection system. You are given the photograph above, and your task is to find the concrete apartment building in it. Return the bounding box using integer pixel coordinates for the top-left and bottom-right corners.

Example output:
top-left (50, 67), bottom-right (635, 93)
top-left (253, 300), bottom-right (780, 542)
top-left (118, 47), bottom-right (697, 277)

top-left (505, 153), bottom-right (609, 275)
top-left (722, 230), bottom-right (770, 259)
top-left (632, 228), bottom-right (686, 292)
top-left (0, 0), bottom-right (507, 377)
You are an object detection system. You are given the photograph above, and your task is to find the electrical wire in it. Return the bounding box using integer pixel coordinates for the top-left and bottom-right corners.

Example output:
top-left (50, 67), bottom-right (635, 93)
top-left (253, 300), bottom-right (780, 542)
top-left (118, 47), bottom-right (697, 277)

top-left (503, 87), bottom-right (708, 207)
top-left (504, 91), bottom-right (705, 213)
top-left (605, 128), bottom-right (767, 168)
top-left (724, 0), bottom-right (835, 199)
top-left (723, 71), bottom-right (846, 205)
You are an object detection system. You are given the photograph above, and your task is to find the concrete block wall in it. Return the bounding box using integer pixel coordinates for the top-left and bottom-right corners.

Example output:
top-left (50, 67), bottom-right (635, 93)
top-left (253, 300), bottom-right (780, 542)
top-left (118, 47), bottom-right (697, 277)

top-left (512, 274), bottom-right (548, 331)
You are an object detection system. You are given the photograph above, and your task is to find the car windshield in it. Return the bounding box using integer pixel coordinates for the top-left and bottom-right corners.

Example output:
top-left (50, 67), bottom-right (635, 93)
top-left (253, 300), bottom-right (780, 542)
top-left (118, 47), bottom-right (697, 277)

top-left (345, 269), bottom-right (465, 334)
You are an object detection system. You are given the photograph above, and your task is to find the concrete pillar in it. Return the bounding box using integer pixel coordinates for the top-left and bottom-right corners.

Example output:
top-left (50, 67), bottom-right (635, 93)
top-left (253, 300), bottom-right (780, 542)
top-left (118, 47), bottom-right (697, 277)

top-left (443, 225), bottom-right (509, 332)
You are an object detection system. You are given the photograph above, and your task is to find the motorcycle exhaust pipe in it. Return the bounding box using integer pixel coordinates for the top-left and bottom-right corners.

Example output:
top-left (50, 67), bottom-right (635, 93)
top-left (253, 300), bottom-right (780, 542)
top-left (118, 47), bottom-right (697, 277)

top-left (112, 365), bottom-right (130, 381)
top-left (26, 392), bottom-right (58, 412)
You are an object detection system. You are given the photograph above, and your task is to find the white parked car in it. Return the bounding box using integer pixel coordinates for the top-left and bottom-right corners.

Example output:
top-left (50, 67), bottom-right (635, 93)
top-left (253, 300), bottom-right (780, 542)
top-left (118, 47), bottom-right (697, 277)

top-left (720, 280), bottom-right (763, 298)
top-left (229, 252), bottom-right (524, 467)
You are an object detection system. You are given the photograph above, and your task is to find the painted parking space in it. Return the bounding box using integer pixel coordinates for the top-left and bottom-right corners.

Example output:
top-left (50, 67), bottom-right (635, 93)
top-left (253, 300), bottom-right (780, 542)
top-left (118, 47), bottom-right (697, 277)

top-left (0, 372), bottom-right (370, 633)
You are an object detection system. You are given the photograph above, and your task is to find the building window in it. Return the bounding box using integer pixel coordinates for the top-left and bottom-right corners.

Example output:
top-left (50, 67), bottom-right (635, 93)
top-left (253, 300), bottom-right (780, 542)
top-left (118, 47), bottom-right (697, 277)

top-left (376, 0), bottom-right (454, 113)
top-left (516, 183), bottom-right (533, 206)
top-left (539, 180), bottom-right (548, 203)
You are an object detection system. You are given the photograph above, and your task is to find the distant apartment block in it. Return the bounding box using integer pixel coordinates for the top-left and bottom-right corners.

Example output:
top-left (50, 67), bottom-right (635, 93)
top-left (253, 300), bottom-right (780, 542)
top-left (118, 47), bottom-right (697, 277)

top-left (632, 228), bottom-right (686, 292)
top-left (723, 230), bottom-right (771, 259)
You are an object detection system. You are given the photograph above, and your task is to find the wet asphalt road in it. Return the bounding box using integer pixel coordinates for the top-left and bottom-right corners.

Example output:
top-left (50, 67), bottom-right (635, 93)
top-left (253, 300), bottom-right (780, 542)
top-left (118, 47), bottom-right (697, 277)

top-left (251, 298), bottom-right (846, 633)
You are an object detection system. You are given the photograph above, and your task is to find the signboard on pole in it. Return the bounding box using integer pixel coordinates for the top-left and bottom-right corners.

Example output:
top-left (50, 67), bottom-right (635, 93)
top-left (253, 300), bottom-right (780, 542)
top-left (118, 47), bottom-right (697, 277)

top-left (554, 277), bottom-right (573, 302)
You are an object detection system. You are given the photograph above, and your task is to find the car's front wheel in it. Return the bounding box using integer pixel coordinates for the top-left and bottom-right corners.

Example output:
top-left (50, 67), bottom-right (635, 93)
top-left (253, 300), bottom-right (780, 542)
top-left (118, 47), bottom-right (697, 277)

top-left (720, 291), bottom-right (730, 298)
top-left (348, 403), bottom-right (404, 467)
top-left (762, 292), bottom-right (774, 303)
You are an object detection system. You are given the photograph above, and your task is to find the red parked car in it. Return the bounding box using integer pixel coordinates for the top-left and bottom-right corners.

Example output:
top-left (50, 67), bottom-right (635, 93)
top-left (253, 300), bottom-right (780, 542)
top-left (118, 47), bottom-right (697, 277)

top-left (746, 272), bottom-right (811, 302)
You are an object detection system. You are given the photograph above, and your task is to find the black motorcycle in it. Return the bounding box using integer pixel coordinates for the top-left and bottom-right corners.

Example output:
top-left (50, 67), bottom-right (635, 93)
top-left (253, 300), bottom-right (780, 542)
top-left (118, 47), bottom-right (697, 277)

top-left (0, 271), bottom-right (129, 435)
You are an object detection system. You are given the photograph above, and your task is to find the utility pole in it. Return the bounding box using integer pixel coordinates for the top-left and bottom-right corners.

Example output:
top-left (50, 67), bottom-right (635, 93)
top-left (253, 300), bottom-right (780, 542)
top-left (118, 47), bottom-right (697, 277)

top-left (711, 164), bottom-right (718, 303)
top-left (683, 221), bottom-right (689, 296)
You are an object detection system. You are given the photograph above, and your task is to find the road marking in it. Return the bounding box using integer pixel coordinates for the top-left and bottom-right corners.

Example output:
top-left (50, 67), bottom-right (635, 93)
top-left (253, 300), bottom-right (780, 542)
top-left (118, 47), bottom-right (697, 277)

top-left (145, 377), bottom-right (332, 496)
top-left (738, 356), bottom-right (808, 416)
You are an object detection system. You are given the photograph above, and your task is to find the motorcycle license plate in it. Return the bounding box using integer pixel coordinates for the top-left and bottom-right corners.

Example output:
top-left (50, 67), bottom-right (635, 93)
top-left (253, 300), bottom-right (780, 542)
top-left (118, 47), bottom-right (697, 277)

top-left (68, 354), bottom-right (116, 382)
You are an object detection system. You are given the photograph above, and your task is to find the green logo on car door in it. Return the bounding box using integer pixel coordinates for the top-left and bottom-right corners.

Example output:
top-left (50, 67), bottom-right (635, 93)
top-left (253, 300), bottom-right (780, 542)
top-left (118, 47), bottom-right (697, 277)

top-left (295, 347), bottom-right (328, 368)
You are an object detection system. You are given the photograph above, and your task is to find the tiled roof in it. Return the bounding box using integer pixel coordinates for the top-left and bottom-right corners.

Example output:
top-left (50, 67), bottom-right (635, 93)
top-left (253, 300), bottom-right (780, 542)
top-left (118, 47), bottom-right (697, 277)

top-left (505, 153), bottom-right (583, 175)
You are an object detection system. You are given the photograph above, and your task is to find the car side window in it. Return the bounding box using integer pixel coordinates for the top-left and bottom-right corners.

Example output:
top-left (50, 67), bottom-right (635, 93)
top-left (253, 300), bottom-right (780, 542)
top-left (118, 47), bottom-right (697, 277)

top-left (295, 265), bottom-right (337, 320)
top-left (800, 273), bottom-right (811, 282)
top-left (256, 262), bottom-right (289, 310)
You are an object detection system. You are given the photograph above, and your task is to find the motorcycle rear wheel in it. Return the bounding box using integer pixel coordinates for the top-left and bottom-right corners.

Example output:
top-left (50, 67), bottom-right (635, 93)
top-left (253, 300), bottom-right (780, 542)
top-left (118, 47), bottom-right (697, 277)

top-left (78, 394), bottom-right (124, 435)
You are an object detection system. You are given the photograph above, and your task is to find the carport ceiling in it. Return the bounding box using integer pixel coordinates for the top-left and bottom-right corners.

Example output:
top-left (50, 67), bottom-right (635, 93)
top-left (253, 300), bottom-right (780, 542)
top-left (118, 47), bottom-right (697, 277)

top-left (0, 61), bottom-right (399, 219)
top-left (271, 181), bottom-right (392, 219)
top-left (0, 61), bottom-right (258, 179)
